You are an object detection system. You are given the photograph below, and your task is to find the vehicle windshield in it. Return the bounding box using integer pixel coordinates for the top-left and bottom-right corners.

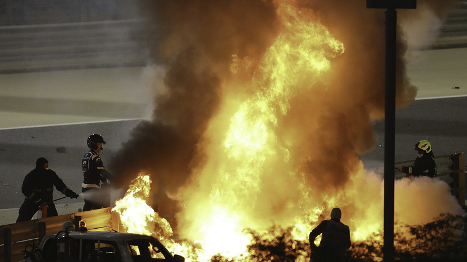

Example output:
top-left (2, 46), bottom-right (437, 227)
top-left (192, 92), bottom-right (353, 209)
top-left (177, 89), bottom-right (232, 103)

top-left (127, 238), bottom-right (168, 261)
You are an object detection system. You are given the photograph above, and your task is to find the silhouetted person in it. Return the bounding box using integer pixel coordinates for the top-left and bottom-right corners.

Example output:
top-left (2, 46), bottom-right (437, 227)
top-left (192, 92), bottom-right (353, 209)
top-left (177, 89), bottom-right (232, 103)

top-left (82, 134), bottom-right (112, 211)
top-left (17, 157), bottom-right (79, 222)
top-left (309, 208), bottom-right (351, 262)
top-left (397, 140), bottom-right (436, 178)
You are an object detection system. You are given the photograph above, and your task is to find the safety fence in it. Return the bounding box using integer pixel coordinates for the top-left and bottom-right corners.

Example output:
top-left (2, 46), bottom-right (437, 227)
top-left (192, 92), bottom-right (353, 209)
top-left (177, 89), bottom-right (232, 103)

top-left (0, 0), bottom-right (138, 26)
top-left (395, 152), bottom-right (466, 207)
top-left (0, 207), bottom-right (117, 262)
top-left (0, 0), bottom-right (150, 74)
top-left (432, 3), bottom-right (467, 49)
top-left (1, 1), bottom-right (466, 74)
top-left (0, 19), bottom-right (149, 73)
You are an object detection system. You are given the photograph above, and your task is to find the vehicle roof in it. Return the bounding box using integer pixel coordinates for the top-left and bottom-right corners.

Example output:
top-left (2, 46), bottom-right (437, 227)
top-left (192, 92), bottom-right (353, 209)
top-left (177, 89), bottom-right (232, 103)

top-left (44, 231), bottom-right (156, 242)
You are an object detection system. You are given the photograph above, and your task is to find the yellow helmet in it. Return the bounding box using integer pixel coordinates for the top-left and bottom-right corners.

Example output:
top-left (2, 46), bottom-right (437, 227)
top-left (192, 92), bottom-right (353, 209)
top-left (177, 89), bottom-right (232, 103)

top-left (415, 140), bottom-right (432, 153)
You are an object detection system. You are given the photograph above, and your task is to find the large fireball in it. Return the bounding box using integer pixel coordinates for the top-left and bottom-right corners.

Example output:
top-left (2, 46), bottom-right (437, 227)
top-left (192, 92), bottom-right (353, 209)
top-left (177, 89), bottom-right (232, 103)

top-left (110, 0), bottom-right (465, 261)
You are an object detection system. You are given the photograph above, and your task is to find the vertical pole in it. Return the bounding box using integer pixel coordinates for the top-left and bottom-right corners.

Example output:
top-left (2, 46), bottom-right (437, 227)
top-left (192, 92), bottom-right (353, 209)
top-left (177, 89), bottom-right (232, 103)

top-left (74, 215), bottom-right (82, 231)
top-left (384, 7), bottom-right (397, 262)
top-left (38, 222), bottom-right (47, 244)
top-left (457, 153), bottom-right (465, 207)
top-left (4, 228), bottom-right (12, 262)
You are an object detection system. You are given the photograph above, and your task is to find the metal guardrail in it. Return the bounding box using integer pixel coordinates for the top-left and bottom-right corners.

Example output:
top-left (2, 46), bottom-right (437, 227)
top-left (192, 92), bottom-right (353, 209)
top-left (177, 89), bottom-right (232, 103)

top-left (395, 152), bottom-right (465, 207)
top-left (0, 1), bottom-right (466, 73)
top-left (0, 19), bottom-right (150, 73)
top-left (0, 0), bottom-right (138, 26)
top-left (431, 3), bottom-right (467, 49)
top-left (0, 0), bottom-right (148, 73)
top-left (0, 207), bottom-right (113, 262)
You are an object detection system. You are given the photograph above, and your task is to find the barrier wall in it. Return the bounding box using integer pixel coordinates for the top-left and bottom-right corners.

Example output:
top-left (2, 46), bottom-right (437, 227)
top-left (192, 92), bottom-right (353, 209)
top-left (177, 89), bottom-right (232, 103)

top-left (0, 208), bottom-right (113, 262)
top-left (0, 0), bottom-right (138, 26)
top-left (0, 2), bottom-right (466, 74)
top-left (395, 152), bottom-right (466, 207)
top-left (433, 3), bottom-right (467, 49)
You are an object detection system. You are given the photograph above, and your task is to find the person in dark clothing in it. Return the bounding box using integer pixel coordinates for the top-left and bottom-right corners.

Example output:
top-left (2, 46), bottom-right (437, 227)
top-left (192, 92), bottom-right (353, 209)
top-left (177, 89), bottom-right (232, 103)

top-left (397, 140), bottom-right (437, 178)
top-left (82, 134), bottom-right (112, 211)
top-left (309, 208), bottom-right (351, 262)
top-left (17, 157), bottom-right (79, 222)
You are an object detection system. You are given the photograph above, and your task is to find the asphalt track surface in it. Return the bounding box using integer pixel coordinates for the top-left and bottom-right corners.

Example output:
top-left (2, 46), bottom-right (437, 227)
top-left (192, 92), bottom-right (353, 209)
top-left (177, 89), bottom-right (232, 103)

top-left (364, 96), bottom-right (467, 165)
top-left (1, 97), bottom-right (466, 208)
top-left (0, 48), bottom-right (467, 225)
top-left (0, 119), bottom-right (140, 209)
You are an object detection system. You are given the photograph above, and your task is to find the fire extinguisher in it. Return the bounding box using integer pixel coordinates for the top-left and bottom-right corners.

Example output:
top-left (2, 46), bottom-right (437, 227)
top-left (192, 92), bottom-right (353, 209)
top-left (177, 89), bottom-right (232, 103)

top-left (37, 196), bottom-right (67, 219)
top-left (36, 203), bottom-right (48, 219)
top-left (56, 222), bottom-right (78, 262)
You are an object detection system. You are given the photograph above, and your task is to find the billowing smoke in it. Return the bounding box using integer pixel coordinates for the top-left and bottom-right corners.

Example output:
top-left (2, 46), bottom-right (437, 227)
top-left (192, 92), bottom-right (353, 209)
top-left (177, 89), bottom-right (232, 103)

top-left (278, 0), bottom-right (460, 195)
top-left (109, 0), bottom-right (465, 254)
top-left (401, 0), bottom-right (461, 19)
top-left (399, 0), bottom-right (462, 49)
top-left (110, 0), bottom-right (280, 215)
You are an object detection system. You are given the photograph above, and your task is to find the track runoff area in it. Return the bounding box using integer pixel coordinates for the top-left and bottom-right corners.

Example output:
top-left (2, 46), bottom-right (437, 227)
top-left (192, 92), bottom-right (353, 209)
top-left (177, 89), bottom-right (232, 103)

top-left (0, 118), bottom-right (141, 225)
top-left (1, 92), bottom-right (467, 225)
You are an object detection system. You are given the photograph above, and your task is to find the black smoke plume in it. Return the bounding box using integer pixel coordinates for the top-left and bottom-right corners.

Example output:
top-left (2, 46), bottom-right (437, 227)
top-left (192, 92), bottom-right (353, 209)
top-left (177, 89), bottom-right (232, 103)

top-left (280, 0), bottom-right (462, 195)
top-left (109, 0), bottom-right (280, 215)
top-left (109, 0), bottom-right (462, 218)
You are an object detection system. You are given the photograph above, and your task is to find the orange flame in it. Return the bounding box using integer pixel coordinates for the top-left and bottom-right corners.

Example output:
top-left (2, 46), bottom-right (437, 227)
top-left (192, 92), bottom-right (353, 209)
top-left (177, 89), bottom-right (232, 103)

top-left (176, 0), bottom-right (345, 259)
top-left (113, 173), bottom-right (202, 261)
top-left (112, 174), bottom-right (173, 240)
top-left (112, 0), bottom-right (464, 261)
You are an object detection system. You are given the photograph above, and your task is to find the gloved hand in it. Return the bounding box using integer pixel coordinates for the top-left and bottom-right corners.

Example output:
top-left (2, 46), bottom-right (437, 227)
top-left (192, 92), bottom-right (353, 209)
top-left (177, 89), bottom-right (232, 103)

top-left (65, 189), bottom-right (79, 199)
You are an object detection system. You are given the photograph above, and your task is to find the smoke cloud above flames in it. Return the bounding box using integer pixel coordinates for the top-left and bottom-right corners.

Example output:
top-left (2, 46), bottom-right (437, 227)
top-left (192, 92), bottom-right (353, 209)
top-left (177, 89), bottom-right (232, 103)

top-left (109, 0), bottom-right (465, 255)
top-left (111, 0), bottom-right (280, 216)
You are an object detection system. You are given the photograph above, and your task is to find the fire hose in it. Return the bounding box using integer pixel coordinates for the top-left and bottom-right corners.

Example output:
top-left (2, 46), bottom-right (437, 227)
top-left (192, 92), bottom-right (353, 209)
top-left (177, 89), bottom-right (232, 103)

top-left (37, 194), bottom-right (83, 219)
top-left (49, 193), bottom-right (83, 204)
top-left (42, 194), bottom-right (81, 206)
top-left (51, 196), bottom-right (68, 203)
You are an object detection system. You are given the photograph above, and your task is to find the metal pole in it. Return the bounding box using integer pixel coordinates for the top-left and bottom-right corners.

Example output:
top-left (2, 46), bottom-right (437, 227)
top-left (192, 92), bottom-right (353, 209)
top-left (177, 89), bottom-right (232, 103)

top-left (38, 222), bottom-right (47, 244)
top-left (4, 228), bottom-right (12, 262)
top-left (384, 7), bottom-right (397, 262)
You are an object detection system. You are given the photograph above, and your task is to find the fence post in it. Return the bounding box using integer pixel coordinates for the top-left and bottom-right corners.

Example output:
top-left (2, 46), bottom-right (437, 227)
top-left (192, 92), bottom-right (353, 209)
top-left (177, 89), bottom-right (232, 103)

top-left (74, 215), bottom-right (82, 231)
top-left (38, 222), bottom-right (47, 245)
top-left (3, 228), bottom-right (12, 262)
top-left (451, 153), bottom-right (465, 207)
top-left (458, 153), bottom-right (465, 207)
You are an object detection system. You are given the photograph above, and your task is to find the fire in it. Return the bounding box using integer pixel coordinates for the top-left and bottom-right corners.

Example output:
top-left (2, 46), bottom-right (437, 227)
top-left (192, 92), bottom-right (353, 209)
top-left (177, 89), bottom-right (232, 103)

top-left (113, 173), bottom-right (199, 260)
top-left (177, 0), bottom-right (345, 258)
top-left (112, 174), bottom-right (173, 240)
top-left (111, 0), bottom-right (466, 261)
